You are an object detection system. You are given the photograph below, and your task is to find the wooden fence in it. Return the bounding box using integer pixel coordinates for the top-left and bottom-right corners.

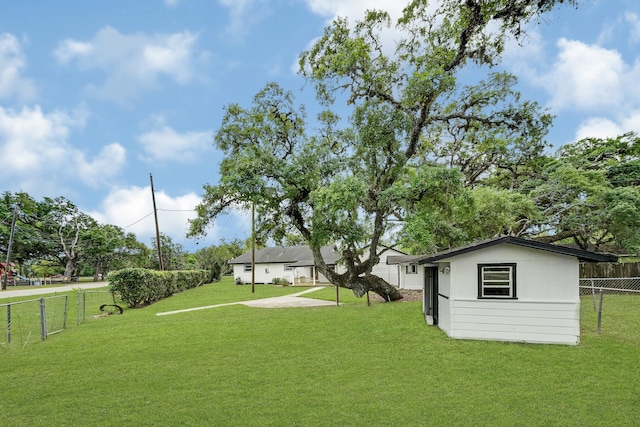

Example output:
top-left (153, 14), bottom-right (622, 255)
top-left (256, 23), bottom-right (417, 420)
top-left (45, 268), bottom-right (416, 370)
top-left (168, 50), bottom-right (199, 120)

top-left (580, 262), bottom-right (640, 278)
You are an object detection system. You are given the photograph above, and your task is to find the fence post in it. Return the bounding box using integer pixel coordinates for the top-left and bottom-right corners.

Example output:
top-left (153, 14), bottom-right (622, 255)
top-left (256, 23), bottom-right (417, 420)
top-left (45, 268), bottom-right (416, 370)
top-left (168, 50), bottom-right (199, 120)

top-left (62, 295), bottom-right (69, 330)
top-left (39, 298), bottom-right (47, 341)
top-left (6, 303), bottom-right (11, 344)
top-left (596, 288), bottom-right (604, 335)
top-left (82, 290), bottom-right (86, 325)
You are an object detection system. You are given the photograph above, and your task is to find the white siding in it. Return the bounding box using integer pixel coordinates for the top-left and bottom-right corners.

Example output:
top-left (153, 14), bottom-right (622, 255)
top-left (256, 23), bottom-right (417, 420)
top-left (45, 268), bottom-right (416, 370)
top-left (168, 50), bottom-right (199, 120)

top-left (371, 249), bottom-right (404, 286)
top-left (437, 244), bottom-right (581, 345)
top-left (233, 263), bottom-right (301, 284)
top-left (447, 299), bottom-right (580, 345)
top-left (398, 265), bottom-right (424, 289)
top-left (437, 295), bottom-right (451, 334)
top-left (437, 262), bottom-right (451, 298)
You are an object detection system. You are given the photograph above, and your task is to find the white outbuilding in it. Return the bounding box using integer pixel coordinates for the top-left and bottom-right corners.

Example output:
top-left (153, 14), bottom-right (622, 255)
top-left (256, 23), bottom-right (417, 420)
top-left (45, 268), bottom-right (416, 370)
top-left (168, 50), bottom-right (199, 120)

top-left (388, 236), bottom-right (617, 345)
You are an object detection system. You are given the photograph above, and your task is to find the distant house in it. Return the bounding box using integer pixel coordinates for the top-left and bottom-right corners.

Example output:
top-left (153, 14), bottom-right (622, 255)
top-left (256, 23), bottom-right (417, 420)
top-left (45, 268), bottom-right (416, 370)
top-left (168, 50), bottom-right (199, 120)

top-left (229, 245), bottom-right (406, 286)
top-left (388, 236), bottom-right (617, 345)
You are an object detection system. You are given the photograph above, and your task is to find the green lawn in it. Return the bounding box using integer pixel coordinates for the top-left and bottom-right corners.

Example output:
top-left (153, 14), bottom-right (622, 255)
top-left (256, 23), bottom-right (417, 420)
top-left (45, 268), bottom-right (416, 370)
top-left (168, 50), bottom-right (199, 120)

top-left (1, 278), bottom-right (639, 426)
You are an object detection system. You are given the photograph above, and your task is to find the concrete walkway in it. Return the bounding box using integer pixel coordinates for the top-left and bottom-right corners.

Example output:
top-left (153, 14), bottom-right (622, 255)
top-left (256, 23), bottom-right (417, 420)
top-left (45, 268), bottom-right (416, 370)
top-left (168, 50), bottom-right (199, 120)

top-left (156, 286), bottom-right (336, 316)
top-left (0, 281), bottom-right (109, 299)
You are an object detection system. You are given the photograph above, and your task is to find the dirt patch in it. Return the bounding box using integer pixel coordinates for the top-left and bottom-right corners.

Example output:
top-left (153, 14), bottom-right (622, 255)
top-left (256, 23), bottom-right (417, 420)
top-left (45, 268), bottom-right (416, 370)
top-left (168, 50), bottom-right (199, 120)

top-left (368, 288), bottom-right (422, 303)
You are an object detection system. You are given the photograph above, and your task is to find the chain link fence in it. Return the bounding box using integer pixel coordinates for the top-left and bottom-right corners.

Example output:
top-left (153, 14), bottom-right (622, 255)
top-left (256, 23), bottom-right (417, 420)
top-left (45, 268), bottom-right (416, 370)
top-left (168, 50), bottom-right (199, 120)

top-left (0, 295), bottom-right (69, 348)
top-left (579, 277), bottom-right (640, 295)
top-left (77, 289), bottom-right (121, 325)
top-left (579, 277), bottom-right (639, 335)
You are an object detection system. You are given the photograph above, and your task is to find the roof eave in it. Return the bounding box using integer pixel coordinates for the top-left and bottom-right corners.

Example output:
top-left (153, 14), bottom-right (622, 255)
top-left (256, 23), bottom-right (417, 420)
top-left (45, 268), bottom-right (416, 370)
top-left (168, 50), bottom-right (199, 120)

top-left (415, 236), bottom-right (618, 264)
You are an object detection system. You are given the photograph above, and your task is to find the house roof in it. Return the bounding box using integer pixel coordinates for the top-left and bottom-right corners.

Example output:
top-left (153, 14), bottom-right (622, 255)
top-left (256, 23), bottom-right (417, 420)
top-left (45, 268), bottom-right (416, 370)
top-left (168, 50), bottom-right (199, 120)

top-left (387, 236), bottom-right (618, 265)
top-left (386, 255), bottom-right (433, 265)
top-left (229, 245), bottom-right (341, 265)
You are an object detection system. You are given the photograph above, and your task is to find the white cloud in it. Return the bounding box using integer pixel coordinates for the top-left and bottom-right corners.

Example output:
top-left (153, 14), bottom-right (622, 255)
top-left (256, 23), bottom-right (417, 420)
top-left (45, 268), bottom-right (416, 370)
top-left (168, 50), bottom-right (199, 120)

top-left (0, 33), bottom-right (36, 101)
top-left (626, 12), bottom-right (640, 43)
top-left (90, 185), bottom-right (245, 248)
top-left (502, 29), bottom-right (547, 80)
top-left (165, 0), bottom-right (180, 7)
top-left (54, 26), bottom-right (206, 102)
top-left (217, 0), bottom-right (272, 40)
top-left (138, 117), bottom-right (211, 163)
top-left (91, 186), bottom-right (198, 243)
top-left (622, 110), bottom-right (640, 132)
top-left (304, 0), bottom-right (407, 22)
top-left (75, 143), bottom-right (127, 187)
top-left (53, 40), bottom-right (93, 63)
top-left (574, 117), bottom-right (623, 140)
top-left (543, 38), bottom-right (629, 112)
top-left (0, 105), bottom-right (125, 194)
top-left (574, 110), bottom-right (640, 141)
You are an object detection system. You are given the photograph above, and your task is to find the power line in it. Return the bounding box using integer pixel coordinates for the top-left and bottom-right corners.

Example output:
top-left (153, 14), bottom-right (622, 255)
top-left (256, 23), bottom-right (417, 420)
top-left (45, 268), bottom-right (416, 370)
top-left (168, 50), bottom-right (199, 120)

top-left (123, 212), bottom-right (155, 229)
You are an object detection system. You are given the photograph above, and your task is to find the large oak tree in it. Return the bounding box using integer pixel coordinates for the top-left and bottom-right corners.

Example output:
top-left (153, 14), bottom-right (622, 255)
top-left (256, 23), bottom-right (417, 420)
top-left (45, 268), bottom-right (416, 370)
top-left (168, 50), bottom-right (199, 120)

top-left (189, 0), bottom-right (576, 300)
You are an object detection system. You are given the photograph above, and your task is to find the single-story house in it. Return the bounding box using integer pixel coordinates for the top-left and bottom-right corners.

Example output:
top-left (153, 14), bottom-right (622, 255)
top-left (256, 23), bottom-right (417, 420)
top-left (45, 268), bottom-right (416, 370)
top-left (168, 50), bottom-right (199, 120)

top-left (388, 236), bottom-right (617, 345)
top-left (229, 245), bottom-right (406, 286)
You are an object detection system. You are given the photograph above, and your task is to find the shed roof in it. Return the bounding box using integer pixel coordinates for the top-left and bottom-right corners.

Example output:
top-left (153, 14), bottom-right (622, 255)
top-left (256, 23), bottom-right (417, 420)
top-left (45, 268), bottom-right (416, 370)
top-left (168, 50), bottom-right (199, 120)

top-left (229, 245), bottom-right (340, 265)
top-left (387, 236), bottom-right (618, 265)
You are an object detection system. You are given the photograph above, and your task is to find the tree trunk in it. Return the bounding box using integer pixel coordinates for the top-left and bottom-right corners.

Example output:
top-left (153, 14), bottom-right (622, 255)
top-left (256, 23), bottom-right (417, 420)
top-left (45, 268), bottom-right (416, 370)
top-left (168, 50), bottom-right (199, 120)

top-left (332, 272), bottom-right (403, 302)
top-left (63, 259), bottom-right (75, 280)
top-left (93, 260), bottom-right (102, 282)
top-left (309, 245), bottom-right (403, 302)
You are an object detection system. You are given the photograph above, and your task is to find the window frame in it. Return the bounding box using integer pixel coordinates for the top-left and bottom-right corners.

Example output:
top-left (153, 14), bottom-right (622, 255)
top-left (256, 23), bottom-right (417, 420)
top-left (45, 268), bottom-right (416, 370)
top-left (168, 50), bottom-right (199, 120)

top-left (243, 264), bottom-right (252, 273)
top-left (477, 263), bottom-right (517, 299)
top-left (405, 264), bottom-right (418, 274)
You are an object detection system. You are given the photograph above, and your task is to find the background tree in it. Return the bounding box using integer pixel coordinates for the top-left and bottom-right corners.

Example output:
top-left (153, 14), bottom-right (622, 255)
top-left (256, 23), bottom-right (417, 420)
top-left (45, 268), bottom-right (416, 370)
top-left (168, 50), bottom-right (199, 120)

top-left (194, 239), bottom-right (244, 281)
top-left (531, 133), bottom-right (640, 252)
top-left (0, 192), bottom-right (57, 270)
top-left (149, 233), bottom-right (188, 271)
top-left (399, 171), bottom-right (541, 254)
top-left (1, 191), bottom-right (150, 283)
top-left (40, 196), bottom-right (98, 279)
top-left (190, 0), bottom-right (572, 300)
top-left (81, 224), bottom-right (147, 280)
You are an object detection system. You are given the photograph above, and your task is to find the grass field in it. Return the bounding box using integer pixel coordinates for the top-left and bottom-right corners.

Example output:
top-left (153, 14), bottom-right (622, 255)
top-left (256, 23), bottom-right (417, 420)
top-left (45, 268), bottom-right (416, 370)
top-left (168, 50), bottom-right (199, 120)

top-left (1, 278), bottom-right (639, 426)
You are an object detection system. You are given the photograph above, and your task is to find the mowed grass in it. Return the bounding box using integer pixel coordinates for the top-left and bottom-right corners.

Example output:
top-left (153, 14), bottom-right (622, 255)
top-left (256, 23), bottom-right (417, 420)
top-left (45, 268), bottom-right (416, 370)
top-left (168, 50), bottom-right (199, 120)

top-left (1, 278), bottom-right (639, 426)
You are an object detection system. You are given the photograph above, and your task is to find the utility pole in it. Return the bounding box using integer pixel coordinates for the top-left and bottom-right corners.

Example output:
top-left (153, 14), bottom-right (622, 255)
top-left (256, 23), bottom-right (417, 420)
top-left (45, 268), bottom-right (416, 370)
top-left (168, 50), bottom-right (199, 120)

top-left (2, 206), bottom-right (18, 290)
top-left (251, 202), bottom-right (255, 293)
top-left (150, 173), bottom-right (164, 271)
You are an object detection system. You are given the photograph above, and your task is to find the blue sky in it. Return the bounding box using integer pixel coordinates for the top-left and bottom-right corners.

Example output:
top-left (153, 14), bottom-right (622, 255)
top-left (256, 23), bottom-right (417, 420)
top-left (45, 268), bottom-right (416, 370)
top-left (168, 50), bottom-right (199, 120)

top-left (1, 0), bottom-right (639, 252)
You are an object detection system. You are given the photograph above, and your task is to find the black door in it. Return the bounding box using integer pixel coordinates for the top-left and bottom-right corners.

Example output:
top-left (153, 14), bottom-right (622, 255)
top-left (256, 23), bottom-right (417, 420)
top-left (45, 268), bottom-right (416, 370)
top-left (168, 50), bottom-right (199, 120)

top-left (424, 266), bottom-right (439, 325)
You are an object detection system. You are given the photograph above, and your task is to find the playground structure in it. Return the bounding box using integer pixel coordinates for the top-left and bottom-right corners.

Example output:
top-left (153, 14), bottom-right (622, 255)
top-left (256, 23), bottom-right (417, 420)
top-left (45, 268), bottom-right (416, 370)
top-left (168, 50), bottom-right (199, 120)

top-left (0, 262), bottom-right (18, 286)
top-left (0, 262), bottom-right (45, 286)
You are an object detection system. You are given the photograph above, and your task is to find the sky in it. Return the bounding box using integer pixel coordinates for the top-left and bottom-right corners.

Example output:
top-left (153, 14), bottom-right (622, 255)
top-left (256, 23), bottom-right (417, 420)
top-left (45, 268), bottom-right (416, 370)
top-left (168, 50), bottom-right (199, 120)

top-left (1, 0), bottom-right (639, 252)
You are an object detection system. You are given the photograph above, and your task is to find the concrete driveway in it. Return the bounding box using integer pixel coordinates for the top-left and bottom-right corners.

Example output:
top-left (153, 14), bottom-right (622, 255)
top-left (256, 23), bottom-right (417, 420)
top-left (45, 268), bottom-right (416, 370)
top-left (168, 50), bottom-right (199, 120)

top-left (157, 286), bottom-right (336, 316)
top-left (0, 281), bottom-right (109, 299)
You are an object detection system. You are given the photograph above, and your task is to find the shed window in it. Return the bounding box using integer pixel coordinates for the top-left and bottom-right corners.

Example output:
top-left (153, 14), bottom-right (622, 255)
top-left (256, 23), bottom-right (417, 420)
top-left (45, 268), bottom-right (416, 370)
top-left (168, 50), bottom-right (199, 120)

top-left (406, 264), bottom-right (418, 274)
top-left (478, 263), bottom-right (516, 299)
top-left (243, 264), bottom-right (252, 272)
top-left (284, 264), bottom-right (293, 271)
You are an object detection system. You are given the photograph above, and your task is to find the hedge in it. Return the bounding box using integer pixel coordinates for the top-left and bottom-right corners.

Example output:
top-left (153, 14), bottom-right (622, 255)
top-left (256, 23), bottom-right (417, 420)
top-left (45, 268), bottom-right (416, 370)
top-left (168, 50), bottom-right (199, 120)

top-left (108, 268), bottom-right (212, 308)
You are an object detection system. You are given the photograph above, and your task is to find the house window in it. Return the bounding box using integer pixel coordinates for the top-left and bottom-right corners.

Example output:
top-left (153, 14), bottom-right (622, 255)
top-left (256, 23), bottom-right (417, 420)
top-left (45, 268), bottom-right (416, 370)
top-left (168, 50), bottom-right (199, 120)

top-left (243, 264), bottom-right (252, 272)
top-left (478, 263), bottom-right (517, 299)
top-left (284, 265), bottom-right (293, 271)
top-left (406, 264), bottom-right (418, 274)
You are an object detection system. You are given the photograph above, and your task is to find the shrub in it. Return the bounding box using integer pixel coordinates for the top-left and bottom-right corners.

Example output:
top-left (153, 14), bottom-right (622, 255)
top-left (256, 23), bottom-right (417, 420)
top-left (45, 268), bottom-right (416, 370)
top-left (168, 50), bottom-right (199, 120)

top-left (108, 268), bottom-right (210, 308)
top-left (272, 277), bottom-right (290, 286)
